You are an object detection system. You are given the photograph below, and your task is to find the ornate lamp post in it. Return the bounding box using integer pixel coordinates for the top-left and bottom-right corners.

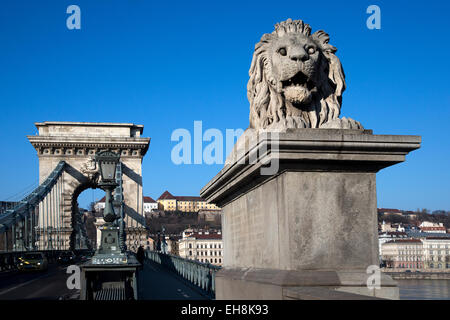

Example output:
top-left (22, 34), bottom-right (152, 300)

top-left (96, 151), bottom-right (119, 223)
top-left (91, 151), bottom-right (127, 264)
top-left (80, 150), bottom-right (140, 300)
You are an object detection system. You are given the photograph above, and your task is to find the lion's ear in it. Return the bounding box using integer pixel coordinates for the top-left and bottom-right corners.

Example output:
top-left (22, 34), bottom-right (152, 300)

top-left (312, 30), bottom-right (337, 53)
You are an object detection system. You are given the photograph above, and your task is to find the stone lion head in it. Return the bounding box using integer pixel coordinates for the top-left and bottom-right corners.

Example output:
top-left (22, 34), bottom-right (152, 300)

top-left (248, 18), bottom-right (361, 130)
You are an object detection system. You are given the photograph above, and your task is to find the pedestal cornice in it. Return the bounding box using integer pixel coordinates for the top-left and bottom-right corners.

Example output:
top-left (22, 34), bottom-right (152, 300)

top-left (201, 128), bottom-right (421, 207)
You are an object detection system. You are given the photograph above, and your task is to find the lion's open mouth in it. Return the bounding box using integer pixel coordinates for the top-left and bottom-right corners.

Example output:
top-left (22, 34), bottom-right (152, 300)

top-left (281, 71), bottom-right (315, 91)
top-left (281, 71), bottom-right (315, 105)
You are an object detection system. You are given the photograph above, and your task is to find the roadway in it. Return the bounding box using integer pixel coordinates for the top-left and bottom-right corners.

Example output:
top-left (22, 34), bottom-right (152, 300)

top-left (0, 259), bottom-right (210, 300)
top-left (0, 263), bottom-right (78, 300)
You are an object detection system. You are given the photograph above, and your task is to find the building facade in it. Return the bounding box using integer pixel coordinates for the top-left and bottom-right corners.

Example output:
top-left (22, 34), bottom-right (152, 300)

top-left (419, 221), bottom-right (447, 233)
top-left (378, 231), bottom-right (408, 256)
top-left (157, 190), bottom-right (220, 213)
top-left (143, 196), bottom-right (158, 213)
top-left (381, 239), bottom-right (424, 269)
top-left (178, 228), bottom-right (223, 266)
top-left (95, 195), bottom-right (158, 214)
top-left (422, 237), bottom-right (450, 269)
top-left (381, 237), bottom-right (450, 270)
top-left (93, 197), bottom-right (106, 212)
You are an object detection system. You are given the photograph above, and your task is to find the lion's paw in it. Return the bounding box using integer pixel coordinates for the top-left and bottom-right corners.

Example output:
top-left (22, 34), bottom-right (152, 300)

top-left (320, 117), bottom-right (364, 130)
top-left (266, 116), bottom-right (308, 130)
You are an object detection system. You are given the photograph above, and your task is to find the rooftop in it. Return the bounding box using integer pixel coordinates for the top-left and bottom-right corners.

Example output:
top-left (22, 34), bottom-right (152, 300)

top-left (420, 226), bottom-right (446, 230)
top-left (158, 190), bottom-right (176, 200)
top-left (385, 239), bottom-right (422, 244)
top-left (157, 190), bottom-right (205, 202)
top-left (144, 196), bottom-right (157, 203)
top-left (406, 231), bottom-right (450, 238)
top-left (379, 231), bottom-right (408, 236)
top-left (176, 196), bottom-right (204, 202)
top-left (189, 233), bottom-right (222, 240)
top-left (378, 208), bottom-right (402, 213)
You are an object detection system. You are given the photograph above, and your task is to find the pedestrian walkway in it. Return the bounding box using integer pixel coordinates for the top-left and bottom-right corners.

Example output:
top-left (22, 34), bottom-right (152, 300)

top-left (138, 259), bottom-right (210, 300)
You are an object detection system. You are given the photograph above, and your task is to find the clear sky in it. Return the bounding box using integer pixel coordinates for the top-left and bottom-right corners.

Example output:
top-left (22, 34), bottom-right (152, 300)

top-left (0, 0), bottom-right (448, 211)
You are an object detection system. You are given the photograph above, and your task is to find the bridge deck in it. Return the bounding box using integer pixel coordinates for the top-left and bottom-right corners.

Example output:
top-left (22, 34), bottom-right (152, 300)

top-left (138, 259), bottom-right (210, 300)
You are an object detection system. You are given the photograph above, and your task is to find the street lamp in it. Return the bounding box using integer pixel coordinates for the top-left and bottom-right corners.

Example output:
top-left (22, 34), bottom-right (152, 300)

top-left (96, 151), bottom-right (120, 224)
top-left (92, 150), bottom-right (126, 264)
top-left (80, 150), bottom-right (141, 300)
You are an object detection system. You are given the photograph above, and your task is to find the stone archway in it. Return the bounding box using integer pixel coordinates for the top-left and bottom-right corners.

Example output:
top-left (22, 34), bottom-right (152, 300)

top-left (28, 122), bottom-right (151, 251)
top-left (69, 177), bottom-right (98, 250)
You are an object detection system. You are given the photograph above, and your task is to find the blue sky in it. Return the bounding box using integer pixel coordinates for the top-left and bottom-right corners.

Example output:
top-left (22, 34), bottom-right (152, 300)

top-left (0, 0), bottom-right (448, 211)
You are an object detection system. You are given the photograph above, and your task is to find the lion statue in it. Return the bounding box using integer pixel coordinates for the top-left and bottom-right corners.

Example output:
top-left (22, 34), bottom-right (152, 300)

top-left (247, 18), bottom-right (362, 130)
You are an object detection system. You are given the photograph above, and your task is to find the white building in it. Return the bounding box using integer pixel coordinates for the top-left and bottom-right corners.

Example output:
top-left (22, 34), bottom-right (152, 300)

top-left (380, 236), bottom-right (450, 270)
top-left (178, 228), bottom-right (223, 266)
top-left (422, 237), bottom-right (450, 269)
top-left (95, 195), bottom-right (158, 214)
top-left (381, 239), bottom-right (424, 269)
top-left (143, 196), bottom-right (158, 213)
top-left (378, 231), bottom-right (408, 256)
top-left (419, 221), bottom-right (447, 233)
top-left (94, 196), bottom-right (106, 212)
top-left (380, 221), bottom-right (396, 233)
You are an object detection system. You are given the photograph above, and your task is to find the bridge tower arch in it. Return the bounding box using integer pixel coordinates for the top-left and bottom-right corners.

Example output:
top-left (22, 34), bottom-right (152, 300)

top-left (27, 122), bottom-right (150, 252)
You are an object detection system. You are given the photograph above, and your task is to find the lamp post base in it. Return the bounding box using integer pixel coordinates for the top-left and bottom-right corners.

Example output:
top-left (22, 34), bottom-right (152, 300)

top-left (92, 225), bottom-right (128, 265)
top-left (80, 255), bottom-right (141, 300)
top-left (81, 226), bottom-right (142, 300)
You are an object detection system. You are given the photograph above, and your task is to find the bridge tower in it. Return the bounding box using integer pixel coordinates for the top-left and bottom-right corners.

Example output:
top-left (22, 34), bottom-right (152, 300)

top-left (27, 122), bottom-right (150, 252)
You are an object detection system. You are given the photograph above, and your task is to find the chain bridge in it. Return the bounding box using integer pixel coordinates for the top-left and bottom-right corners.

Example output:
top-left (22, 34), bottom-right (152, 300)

top-left (24, 121), bottom-right (150, 252)
top-left (0, 121), bottom-right (222, 300)
top-left (1, 121), bottom-right (151, 252)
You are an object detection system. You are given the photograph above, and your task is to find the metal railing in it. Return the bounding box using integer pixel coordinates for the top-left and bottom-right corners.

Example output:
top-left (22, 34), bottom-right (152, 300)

top-left (145, 250), bottom-right (221, 297)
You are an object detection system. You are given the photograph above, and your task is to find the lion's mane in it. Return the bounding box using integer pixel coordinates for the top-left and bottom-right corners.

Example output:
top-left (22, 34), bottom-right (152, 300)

top-left (247, 19), bottom-right (347, 129)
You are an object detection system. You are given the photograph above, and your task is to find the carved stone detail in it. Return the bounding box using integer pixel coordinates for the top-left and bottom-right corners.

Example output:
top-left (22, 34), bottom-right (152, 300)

top-left (80, 157), bottom-right (100, 183)
top-left (248, 18), bottom-right (362, 130)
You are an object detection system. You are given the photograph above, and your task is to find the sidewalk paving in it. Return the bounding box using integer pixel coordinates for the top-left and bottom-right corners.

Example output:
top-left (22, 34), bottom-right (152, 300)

top-left (137, 260), bottom-right (210, 300)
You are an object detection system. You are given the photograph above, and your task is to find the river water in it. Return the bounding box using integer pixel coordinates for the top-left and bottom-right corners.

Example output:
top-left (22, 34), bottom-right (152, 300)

top-left (397, 280), bottom-right (450, 300)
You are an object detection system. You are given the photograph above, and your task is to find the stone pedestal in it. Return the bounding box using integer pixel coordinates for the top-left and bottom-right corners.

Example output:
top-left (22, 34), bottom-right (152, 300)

top-left (80, 255), bottom-right (140, 300)
top-left (200, 128), bottom-right (420, 300)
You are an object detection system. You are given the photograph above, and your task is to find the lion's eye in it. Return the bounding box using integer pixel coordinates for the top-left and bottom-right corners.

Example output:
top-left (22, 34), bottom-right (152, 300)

top-left (307, 47), bottom-right (316, 54)
top-left (278, 48), bottom-right (287, 56)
